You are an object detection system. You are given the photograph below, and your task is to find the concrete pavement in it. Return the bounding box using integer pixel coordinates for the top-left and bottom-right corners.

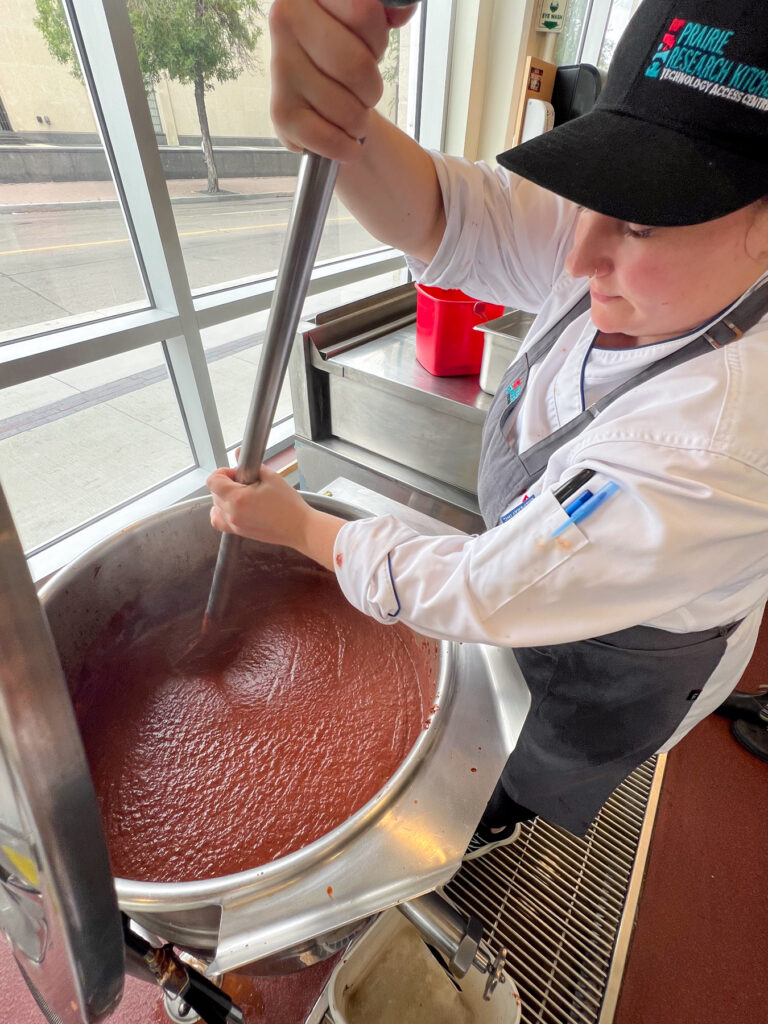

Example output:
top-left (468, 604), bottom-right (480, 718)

top-left (0, 190), bottom-right (374, 332)
top-left (0, 175), bottom-right (297, 212)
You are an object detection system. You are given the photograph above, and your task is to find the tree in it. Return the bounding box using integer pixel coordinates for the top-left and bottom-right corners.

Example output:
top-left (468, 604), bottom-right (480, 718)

top-left (34, 0), bottom-right (265, 194)
top-left (380, 28), bottom-right (401, 123)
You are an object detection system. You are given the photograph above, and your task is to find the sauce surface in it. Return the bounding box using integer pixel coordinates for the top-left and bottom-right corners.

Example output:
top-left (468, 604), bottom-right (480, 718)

top-left (74, 552), bottom-right (438, 882)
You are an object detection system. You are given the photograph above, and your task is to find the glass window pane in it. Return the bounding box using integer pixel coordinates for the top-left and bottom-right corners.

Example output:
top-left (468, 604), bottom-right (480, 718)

top-left (598, 0), bottom-right (635, 72)
top-left (0, 0), bottom-right (149, 341)
top-left (553, 0), bottom-right (592, 66)
top-left (301, 268), bottom-right (410, 321)
top-left (0, 345), bottom-right (194, 552)
top-left (317, 23), bottom-right (420, 266)
top-left (202, 309), bottom-right (287, 451)
top-left (152, 3), bottom-right (419, 294)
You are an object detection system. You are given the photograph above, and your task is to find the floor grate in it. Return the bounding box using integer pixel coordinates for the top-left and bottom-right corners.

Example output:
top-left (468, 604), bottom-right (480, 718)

top-left (445, 757), bottom-right (660, 1024)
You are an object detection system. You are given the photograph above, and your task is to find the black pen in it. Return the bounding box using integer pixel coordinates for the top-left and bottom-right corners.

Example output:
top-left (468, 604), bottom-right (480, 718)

top-left (554, 468), bottom-right (595, 505)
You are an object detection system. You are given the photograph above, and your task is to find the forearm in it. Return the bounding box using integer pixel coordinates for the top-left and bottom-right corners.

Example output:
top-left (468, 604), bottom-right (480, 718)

top-left (337, 112), bottom-right (446, 264)
top-left (295, 508), bottom-right (346, 573)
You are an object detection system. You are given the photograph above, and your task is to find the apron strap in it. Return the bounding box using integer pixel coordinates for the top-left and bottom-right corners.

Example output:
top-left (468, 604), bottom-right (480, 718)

top-left (522, 290), bottom-right (592, 367)
top-left (702, 276), bottom-right (768, 347)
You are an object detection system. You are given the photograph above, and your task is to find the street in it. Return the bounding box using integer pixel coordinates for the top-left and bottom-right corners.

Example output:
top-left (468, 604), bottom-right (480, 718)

top-left (0, 192), bottom-right (380, 334)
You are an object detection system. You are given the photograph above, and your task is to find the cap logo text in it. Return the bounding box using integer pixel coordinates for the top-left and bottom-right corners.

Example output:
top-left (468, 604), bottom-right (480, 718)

top-left (644, 18), bottom-right (768, 112)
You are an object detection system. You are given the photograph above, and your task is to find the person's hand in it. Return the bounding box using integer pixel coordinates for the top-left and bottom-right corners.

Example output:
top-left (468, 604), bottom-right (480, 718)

top-left (207, 464), bottom-right (346, 571)
top-left (269, 0), bottom-right (419, 162)
top-left (207, 464), bottom-right (312, 550)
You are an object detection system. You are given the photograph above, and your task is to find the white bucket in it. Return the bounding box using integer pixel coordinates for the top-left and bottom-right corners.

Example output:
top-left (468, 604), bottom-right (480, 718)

top-left (327, 908), bottom-right (522, 1024)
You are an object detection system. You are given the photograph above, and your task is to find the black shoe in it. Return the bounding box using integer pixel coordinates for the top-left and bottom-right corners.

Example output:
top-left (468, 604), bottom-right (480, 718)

top-left (463, 823), bottom-right (522, 862)
top-left (731, 718), bottom-right (768, 763)
top-left (714, 689), bottom-right (768, 725)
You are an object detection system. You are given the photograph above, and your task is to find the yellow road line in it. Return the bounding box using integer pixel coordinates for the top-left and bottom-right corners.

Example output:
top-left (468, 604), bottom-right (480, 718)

top-left (0, 235), bottom-right (130, 256)
top-left (0, 216), bottom-right (355, 257)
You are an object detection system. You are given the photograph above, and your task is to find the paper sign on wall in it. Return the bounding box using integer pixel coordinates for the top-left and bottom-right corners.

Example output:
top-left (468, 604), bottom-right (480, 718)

top-left (511, 56), bottom-right (557, 147)
top-left (537, 0), bottom-right (569, 33)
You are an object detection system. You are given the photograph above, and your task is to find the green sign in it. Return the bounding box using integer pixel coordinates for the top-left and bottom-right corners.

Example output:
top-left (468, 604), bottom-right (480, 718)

top-left (537, 0), bottom-right (568, 33)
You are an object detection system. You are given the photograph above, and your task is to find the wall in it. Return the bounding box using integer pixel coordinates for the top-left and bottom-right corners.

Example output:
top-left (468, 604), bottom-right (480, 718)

top-left (0, 145), bottom-right (300, 184)
top-left (0, 0), bottom-right (97, 137)
top-left (442, 0), bottom-right (543, 163)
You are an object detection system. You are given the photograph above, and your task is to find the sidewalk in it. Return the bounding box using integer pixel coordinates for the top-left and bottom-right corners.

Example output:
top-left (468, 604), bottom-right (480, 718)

top-left (0, 176), bottom-right (297, 211)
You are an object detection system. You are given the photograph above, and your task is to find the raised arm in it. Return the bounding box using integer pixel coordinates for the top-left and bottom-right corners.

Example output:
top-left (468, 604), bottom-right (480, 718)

top-left (269, 0), bottom-right (446, 264)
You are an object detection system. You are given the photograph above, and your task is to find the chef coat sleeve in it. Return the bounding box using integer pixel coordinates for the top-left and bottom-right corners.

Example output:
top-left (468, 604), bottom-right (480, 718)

top-left (331, 451), bottom-right (768, 646)
top-left (404, 153), bottom-right (579, 312)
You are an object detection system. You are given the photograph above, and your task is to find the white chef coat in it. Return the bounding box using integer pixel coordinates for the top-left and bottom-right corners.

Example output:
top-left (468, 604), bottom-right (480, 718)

top-left (333, 154), bottom-right (768, 752)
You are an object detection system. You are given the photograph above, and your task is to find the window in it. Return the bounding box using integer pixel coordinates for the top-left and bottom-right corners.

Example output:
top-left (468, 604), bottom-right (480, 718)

top-left (1, 346), bottom-right (192, 553)
top-left (0, 0), bottom-right (448, 581)
top-left (144, 84), bottom-right (164, 138)
top-left (594, 0), bottom-right (637, 72)
top-left (0, 94), bottom-right (12, 132)
top-left (554, 0), bottom-right (641, 71)
top-left (553, 0), bottom-right (593, 66)
top-left (0, 1), bottom-right (149, 340)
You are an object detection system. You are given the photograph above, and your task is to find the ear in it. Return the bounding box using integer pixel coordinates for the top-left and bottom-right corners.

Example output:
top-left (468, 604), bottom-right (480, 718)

top-left (746, 199), bottom-right (768, 263)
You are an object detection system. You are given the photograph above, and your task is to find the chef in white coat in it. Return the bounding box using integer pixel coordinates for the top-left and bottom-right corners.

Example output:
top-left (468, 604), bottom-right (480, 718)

top-left (209, 0), bottom-right (768, 853)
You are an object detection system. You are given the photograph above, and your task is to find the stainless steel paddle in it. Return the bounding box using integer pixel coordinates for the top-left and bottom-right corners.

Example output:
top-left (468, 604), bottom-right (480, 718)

top-left (203, 151), bottom-right (339, 629)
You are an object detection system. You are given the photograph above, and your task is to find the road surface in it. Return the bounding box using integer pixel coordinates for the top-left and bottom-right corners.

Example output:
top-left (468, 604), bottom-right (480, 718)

top-left (0, 193), bottom-right (380, 335)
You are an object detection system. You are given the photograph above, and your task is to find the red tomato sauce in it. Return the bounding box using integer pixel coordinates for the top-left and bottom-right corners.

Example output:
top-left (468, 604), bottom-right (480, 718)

top-left (73, 553), bottom-right (438, 882)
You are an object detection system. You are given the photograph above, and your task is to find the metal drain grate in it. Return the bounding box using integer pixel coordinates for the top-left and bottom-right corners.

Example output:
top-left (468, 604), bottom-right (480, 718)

top-left (445, 756), bottom-right (662, 1024)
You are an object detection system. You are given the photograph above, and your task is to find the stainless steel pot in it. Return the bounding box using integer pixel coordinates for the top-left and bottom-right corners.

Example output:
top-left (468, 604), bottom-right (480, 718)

top-left (39, 493), bottom-right (531, 977)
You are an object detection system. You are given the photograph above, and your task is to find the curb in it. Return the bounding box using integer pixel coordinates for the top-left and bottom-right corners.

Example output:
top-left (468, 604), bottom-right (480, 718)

top-left (0, 190), bottom-right (296, 215)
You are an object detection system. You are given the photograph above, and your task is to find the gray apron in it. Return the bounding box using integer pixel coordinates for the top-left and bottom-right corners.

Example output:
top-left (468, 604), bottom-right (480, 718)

top-left (476, 282), bottom-right (768, 835)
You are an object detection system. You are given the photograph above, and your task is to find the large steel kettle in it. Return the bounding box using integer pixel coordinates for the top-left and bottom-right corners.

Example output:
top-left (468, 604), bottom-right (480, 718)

top-left (0, 482), bottom-right (530, 1023)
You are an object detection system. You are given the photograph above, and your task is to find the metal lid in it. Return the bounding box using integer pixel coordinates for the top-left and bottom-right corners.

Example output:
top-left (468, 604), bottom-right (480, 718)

top-left (0, 484), bottom-right (124, 1022)
top-left (475, 310), bottom-right (536, 342)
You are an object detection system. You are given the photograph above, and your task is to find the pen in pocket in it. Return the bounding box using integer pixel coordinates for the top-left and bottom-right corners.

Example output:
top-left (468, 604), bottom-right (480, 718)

top-left (554, 468), bottom-right (596, 505)
top-left (564, 490), bottom-right (593, 516)
top-left (552, 481), bottom-right (620, 537)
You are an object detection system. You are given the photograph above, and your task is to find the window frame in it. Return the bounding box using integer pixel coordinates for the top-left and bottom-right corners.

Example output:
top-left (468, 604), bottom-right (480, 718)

top-left (576, 0), bottom-right (640, 68)
top-left (579, 0), bottom-right (615, 65)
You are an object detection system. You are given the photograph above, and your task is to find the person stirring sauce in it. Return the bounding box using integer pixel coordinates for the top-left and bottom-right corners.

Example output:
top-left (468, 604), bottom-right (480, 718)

top-left (209, 0), bottom-right (768, 853)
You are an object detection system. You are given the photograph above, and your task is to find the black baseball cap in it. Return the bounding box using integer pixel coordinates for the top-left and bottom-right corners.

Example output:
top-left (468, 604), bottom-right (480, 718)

top-left (497, 0), bottom-right (768, 226)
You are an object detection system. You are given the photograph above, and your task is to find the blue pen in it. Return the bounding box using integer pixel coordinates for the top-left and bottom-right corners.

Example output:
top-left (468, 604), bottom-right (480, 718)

top-left (552, 481), bottom-right (620, 537)
top-left (564, 489), bottom-right (593, 516)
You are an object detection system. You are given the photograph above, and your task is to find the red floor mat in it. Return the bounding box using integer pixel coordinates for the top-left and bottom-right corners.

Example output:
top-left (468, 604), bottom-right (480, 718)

top-left (614, 630), bottom-right (768, 1024)
top-left (0, 946), bottom-right (339, 1024)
